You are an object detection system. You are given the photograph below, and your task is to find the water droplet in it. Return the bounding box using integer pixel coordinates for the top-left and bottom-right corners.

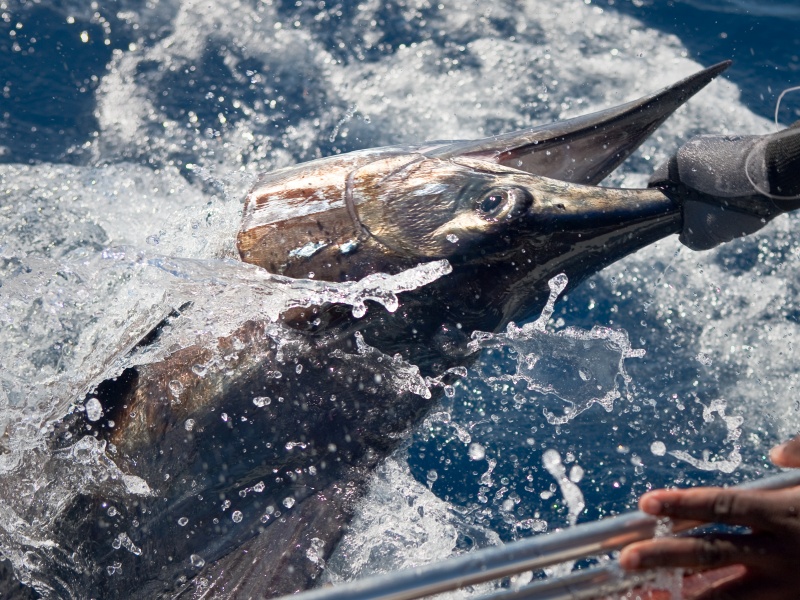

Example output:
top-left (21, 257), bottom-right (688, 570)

top-left (296, 363), bottom-right (303, 374)
top-left (468, 443), bottom-right (486, 461)
top-left (306, 537), bottom-right (326, 566)
top-left (650, 441), bottom-right (667, 456)
top-left (123, 475), bottom-right (151, 496)
top-left (85, 397), bottom-right (103, 422)
top-left (446, 233), bottom-right (459, 243)
top-left (426, 469), bottom-right (438, 488)
top-left (112, 533), bottom-right (142, 556)
top-left (231, 511), bottom-right (243, 523)
top-left (253, 396), bottom-right (271, 407)
top-left (184, 419), bottom-right (195, 431)
top-left (168, 380), bottom-right (184, 398)
top-left (190, 554), bottom-right (205, 568)
top-left (178, 517), bottom-right (189, 526)
top-left (221, 413), bottom-right (229, 422)
top-left (283, 497), bottom-right (296, 509)
top-left (696, 353), bottom-right (712, 366)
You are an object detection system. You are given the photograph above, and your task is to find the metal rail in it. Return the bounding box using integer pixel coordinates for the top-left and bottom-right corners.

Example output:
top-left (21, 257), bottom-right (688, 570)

top-left (473, 565), bottom-right (659, 600)
top-left (281, 470), bottom-right (800, 600)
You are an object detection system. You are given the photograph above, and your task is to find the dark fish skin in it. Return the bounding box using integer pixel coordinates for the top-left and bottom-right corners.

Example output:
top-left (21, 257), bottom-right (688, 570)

top-left (48, 319), bottom-right (433, 599)
top-left (2, 64), bottom-right (728, 599)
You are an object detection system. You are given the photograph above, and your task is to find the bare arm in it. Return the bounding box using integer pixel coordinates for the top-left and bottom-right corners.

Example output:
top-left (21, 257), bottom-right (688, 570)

top-left (620, 435), bottom-right (800, 600)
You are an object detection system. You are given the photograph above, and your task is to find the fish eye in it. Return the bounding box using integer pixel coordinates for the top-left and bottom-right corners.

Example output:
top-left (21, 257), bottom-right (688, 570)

top-left (475, 188), bottom-right (531, 220)
top-left (479, 192), bottom-right (505, 214)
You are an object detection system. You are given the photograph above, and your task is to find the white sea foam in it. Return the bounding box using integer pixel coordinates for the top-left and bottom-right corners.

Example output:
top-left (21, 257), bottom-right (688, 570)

top-left (323, 456), bottom-right (499, 597)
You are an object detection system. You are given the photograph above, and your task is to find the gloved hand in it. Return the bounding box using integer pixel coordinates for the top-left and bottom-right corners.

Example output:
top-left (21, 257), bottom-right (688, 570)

top-left (650, 123), bottom-right (800, 250)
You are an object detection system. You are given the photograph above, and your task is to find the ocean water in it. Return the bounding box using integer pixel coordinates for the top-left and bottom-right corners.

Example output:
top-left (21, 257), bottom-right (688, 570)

top-left (2, 0), bottom-right (800, 596)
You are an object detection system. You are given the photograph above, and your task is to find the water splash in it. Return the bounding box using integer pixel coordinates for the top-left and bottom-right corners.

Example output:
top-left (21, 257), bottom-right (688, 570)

top-left (542, 449), bottom-right (585, 528)
top-left (423, 410), bottom-right (473, 445)
top-left (0, 252), bottom-right (450, 429)
top-left (323, 456), bottom-right (499, 597)
top-left (470, 274), bottom-right (644, 424)
top-left (541, 449), bottom-right (585, 579)
top-left (668, 399), bottom-right (743, 473)
top-left (0, 249), bottom-right (451, 593)
top-left (147, 254), bottom-right (452, 323)
top-left (333, 332), bottom-right (432, 399)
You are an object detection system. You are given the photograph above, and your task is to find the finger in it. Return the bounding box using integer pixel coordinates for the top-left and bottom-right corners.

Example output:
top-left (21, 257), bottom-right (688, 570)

top-left (619, 534), bottom-right (773, 571)
top-left (683, 565), bottom-right (746, 599)
top-left (769, 434), bottom-right (800, 468)
top-left (637, 487), bottom-right (790, 530)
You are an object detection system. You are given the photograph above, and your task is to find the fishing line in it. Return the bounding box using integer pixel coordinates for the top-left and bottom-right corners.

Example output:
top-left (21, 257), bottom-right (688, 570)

top-left (774, 85), bottom-right (800, 130)
top-left (743, 86), bottom-right (800, 203)
top-left (744, 127), bottom-right (800, 202)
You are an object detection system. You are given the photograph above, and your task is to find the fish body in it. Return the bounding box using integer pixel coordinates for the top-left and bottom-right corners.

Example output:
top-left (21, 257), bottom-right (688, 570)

top-left (7, 64), bottom-right (730, 599)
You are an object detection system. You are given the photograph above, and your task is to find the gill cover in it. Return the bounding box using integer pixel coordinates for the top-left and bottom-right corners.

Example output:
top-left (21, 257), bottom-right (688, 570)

top-left (346, 155), bottom-right (535, 258)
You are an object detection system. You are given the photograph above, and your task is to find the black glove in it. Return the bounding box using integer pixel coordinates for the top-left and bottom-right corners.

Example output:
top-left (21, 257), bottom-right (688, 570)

top-left (649, 123), bottom-right (800, 250)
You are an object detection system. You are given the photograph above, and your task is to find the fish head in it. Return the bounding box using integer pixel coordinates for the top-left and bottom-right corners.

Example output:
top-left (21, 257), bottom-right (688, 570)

top-left (236, 62), bottom-right (727, 343)
top-left (348, 153), bottom-right (680, 327)
top-left (238, 146), bottom-right (679, 345)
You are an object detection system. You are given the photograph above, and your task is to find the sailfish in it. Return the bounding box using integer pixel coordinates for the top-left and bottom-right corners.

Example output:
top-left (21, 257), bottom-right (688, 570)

top-left (4, 62), bottom-right (752, 599)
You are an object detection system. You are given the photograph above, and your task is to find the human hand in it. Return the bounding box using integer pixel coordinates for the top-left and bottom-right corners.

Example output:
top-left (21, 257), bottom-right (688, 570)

top-left (619, 435), bottom-right (800, 599)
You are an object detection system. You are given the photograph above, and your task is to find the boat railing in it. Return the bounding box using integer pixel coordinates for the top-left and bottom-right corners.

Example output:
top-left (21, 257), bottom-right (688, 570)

top-left (276, 470), bottom-right (800, 600)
